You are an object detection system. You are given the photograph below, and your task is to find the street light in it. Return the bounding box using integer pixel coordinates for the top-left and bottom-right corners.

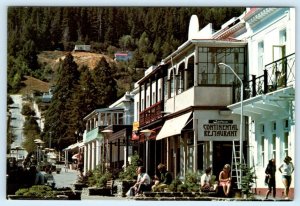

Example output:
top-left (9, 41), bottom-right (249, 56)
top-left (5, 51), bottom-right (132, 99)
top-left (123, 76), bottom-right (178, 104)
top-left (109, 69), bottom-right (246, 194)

top-left (140, 129), bottom-right (155, 173)
top-left (34, 139), bottom-right (45, 167)
top-left (218, 62), bottom-right (244, 189)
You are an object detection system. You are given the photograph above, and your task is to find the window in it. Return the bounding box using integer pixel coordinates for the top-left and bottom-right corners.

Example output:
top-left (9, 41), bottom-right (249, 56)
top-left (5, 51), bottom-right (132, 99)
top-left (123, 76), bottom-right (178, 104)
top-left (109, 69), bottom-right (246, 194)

top-left (164, 76), bottom-right (168, 101)
top-left (198, 47), bottom-right (245, 85)
top-left (170, 69), bottom-right (175, 97)
top-left (159, 88), bottom-right (162, 102)
top-left (261, 136), bottom-right (265, 166)
top-left (284, 132), bottom-right (289, 157)
top-left (136, 102), bottom-right (139, 120)
top-left (272, 134), bottom-right (276, 160)
top-left (260, 124), bottom-right (264, 134)
top-left (258, 41), bottom-right (264, 70)
top-left (279, 29), bottom-right (286, 45)
top-left (152, 92), bottom-right (156, 104)
top-left (177, 63), bottom-right (185, 93)
top-left (146, 95), bottom-right (149, 108)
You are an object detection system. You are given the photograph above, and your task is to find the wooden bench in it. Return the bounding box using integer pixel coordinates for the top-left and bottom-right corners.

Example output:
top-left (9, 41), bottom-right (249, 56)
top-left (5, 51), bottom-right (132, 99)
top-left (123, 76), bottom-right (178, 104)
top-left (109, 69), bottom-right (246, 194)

top-left (106, 179), bottom-right (114, 195)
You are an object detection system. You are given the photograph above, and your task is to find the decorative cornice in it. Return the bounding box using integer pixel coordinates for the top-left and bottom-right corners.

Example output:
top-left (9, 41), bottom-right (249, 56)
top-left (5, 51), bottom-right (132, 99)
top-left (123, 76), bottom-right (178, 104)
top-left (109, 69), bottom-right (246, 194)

top-left (244, 8), bottom-right (278, 27)
top-left (213, 22), bottom-right (246, 40)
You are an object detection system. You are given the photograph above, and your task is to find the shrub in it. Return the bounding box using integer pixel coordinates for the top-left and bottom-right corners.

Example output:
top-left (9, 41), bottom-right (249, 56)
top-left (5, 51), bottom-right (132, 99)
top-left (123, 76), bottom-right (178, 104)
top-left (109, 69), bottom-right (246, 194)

top-left (241, 164), bottom-right (257, 197)
top-left (168, 178), bottom-right (182, 192)
top-left (118, 152), bottom-right (140, 180)
top-left (15, 185), bottom-right (56, 198)
top-left (184, 170), bottom-right (201, 192)
top-left (87, 166), bottom-right (112, 188)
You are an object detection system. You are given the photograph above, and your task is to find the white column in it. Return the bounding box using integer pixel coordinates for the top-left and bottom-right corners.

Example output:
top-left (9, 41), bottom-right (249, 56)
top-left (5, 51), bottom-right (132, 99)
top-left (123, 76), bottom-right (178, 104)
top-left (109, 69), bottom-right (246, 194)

top-left (91, 141), bottom-right (95, 170)
top-left (96, 139), bottom-right (100, 167)
top-left (166, 138), bottom-right (170, 171)
top-left (193, 118), bottom-right (198, 172)
top-left (83, 145), bottom-right (88, 175)
top-left (87, 143), bottom-right (91, 171)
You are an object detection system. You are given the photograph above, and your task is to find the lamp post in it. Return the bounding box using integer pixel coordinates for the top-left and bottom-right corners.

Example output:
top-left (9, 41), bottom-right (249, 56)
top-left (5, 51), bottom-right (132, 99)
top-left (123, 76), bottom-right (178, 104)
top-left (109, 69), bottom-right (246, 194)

top-left (218, 63), bottom-right (243, 188)
top-left (140, 129), bottom-right (155, 173)
top-left (34, 139), bottom-right (45, 167)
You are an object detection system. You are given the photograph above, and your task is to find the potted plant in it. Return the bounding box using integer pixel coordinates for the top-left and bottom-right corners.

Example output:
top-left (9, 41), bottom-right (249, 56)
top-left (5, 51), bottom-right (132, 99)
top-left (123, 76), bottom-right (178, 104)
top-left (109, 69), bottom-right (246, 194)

top-left (115, 153), bottom-right (140, 197)
top-left (240, 164), bottom-right (257, 199)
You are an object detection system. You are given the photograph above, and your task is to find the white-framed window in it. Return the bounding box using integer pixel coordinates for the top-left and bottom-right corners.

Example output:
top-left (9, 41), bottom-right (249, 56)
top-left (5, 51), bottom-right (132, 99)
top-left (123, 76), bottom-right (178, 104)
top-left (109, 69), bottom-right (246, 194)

top-left (159, 88), bottom-right (162, 102)
top-left (272, 121), bottom-right (276, 132)
top-left (170, 69), bottom-right (175, 97)
top-left (284, 132), bottom-right (289, 157)
top-left (152, 92), bottom-right (156, 104)
top-left (272, 134), bottom-right (276, 160)
top-left (279, 28), bottom-right (287, 45)
top-left (258, 41), bottom-right (264, 70)
top-left (260, 124), bottom-right (265, 134)
top-left (146, 95), bottom-right (149, 108)
top-left (260, 135), bottom-right (265, 167)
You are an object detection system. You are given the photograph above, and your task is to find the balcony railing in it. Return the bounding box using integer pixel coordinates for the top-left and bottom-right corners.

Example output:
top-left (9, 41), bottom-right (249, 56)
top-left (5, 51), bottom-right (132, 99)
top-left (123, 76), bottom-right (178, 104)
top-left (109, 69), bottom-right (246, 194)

top-left (242, 53), bottom-right (295, 101)
top-left (139, 101), bottom-right (164, 127)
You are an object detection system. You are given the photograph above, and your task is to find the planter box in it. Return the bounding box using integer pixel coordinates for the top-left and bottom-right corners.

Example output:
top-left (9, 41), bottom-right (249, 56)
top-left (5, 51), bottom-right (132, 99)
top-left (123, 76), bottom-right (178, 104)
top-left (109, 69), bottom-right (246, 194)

top-left (7, 195), bottom-right (68, 200)
top-left (114, 180), bottom-right (136, 197)
top-left (73, 183), bottom-right (88, 191)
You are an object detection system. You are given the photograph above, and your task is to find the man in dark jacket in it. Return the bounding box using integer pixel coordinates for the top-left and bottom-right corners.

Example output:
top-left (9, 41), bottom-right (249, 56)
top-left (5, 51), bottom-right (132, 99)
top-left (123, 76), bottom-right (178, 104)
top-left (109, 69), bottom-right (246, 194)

top-left (152, 163), bottom-right (173, 192)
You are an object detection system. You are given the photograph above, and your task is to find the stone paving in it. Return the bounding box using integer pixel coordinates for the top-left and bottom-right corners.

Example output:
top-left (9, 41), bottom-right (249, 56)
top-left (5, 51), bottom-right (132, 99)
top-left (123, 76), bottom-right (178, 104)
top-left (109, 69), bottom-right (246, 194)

top-left (52, 169), bottom-right (292, 201)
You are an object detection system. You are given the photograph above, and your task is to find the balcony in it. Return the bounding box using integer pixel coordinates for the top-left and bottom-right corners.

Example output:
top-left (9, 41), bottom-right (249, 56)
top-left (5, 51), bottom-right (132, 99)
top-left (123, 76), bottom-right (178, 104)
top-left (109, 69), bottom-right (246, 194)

top-left (242, 53), bottom-right (295, 101)
top-left (139, 101), bottom-right (164, 127)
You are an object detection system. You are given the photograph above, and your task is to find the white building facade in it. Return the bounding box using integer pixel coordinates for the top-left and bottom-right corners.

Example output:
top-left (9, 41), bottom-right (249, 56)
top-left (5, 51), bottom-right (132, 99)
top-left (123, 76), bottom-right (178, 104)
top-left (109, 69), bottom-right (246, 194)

top-left (228, 8), bottom-right (295, 196)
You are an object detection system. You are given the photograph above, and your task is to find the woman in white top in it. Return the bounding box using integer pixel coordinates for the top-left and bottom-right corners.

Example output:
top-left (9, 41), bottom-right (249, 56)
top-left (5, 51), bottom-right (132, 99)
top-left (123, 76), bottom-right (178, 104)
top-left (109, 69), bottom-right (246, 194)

top-left (279, 156), bottom-right (294, 199)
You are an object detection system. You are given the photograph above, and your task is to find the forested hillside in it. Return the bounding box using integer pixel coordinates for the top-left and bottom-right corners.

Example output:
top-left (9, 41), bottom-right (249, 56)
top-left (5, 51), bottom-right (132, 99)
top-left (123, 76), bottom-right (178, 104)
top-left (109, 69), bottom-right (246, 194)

top-left (7, 7), bottom-right (244, 150)
top-left (8, 7), bottom-right (244, 93)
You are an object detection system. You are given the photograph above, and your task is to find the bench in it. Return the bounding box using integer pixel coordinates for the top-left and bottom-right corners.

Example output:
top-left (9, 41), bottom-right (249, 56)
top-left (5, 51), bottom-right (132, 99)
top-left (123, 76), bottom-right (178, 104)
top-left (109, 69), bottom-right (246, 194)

top-left (106, 179), bottom-right (114, 195)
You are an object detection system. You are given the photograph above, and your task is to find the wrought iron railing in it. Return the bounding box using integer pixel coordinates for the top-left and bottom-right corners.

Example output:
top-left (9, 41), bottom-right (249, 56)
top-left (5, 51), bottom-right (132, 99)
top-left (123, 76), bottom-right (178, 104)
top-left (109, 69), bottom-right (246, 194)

top-left (139, 101), bottom-right (164, 127)
top-left (241, 53), bottom-right (295, 102)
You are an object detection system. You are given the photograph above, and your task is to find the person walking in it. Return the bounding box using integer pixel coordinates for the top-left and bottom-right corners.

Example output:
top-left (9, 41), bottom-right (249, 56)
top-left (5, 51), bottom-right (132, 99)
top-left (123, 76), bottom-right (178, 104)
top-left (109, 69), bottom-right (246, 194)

top-left (279, 156), bottom-right (294, 199)
top-left (265, 158), bottom-right (276, 199)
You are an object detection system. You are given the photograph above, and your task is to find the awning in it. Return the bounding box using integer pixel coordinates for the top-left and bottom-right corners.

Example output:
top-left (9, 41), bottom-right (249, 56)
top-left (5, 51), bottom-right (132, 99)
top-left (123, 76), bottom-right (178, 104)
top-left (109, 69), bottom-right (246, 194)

top-left (156, 111), bottom-right (192, 140)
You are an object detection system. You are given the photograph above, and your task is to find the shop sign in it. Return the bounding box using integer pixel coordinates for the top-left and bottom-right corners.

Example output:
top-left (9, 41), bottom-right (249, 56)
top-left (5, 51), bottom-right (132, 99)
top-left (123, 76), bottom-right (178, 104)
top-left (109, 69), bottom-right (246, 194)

top-left (203, 120), bottom-right (238, 137)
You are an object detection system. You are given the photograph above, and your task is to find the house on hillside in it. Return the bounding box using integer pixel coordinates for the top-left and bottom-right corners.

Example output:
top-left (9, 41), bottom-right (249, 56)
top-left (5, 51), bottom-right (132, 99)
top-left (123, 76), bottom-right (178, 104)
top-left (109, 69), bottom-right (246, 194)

top-left (114, 51), bottom-right (133, 62)
top-left (74, 45), bottom-right (91, 52)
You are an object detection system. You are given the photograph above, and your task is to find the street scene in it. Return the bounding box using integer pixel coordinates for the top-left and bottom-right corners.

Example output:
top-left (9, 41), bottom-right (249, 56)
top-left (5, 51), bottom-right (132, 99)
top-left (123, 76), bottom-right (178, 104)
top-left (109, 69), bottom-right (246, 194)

top-left (6, 7), bottom-right (295, 201)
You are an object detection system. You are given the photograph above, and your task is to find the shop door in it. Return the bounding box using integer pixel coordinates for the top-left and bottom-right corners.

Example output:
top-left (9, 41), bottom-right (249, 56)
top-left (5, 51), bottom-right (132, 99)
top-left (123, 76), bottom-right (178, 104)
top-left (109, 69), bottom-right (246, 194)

top-left (213, 142), bottom-right (233, 179)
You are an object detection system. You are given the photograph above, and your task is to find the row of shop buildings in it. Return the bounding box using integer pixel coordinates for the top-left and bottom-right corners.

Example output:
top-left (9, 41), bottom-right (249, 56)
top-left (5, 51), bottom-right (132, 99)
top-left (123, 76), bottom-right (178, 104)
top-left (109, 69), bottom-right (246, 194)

top-left (64, 7), bottom-right (295, 196)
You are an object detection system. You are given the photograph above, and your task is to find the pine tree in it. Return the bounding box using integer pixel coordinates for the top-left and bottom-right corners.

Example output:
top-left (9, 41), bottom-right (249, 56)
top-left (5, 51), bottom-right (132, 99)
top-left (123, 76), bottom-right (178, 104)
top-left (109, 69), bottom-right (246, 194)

top-left (92, 57), bottom-right (117, 108)
top-left (44, 53), bottom-right (80, 150)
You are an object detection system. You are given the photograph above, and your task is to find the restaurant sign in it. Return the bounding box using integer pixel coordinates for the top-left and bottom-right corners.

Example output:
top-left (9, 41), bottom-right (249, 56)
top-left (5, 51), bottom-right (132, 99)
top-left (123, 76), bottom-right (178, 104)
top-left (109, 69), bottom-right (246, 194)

top-left (203, 120), bottom-right (238, 137)
top-left (196, 110), bottom-right (244, 141)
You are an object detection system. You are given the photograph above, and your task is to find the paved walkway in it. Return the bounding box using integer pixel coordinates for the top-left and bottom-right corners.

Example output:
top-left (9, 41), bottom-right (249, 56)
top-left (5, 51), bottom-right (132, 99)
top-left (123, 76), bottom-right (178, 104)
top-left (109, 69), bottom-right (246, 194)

top-left (52, 167), bottom-right (78, 188)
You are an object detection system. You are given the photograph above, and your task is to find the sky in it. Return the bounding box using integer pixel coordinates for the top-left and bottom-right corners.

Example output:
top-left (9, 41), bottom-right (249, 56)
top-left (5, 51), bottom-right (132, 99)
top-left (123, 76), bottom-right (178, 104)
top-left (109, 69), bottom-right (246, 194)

top-left (0, 0), bottom-right (298, 206)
